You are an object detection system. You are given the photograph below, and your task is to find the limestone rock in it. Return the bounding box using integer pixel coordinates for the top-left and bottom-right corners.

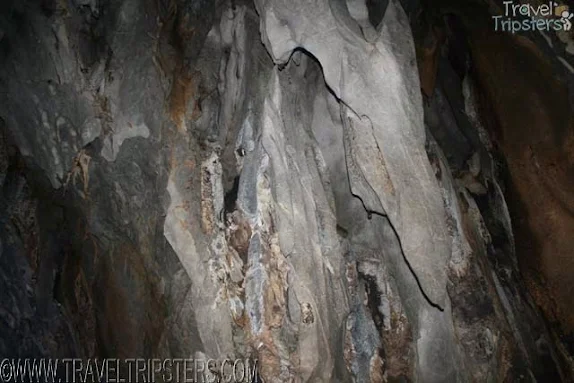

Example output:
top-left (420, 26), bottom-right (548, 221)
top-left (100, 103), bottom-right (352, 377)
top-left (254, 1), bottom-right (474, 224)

top-left (0, 0), bottom-right (571, 381)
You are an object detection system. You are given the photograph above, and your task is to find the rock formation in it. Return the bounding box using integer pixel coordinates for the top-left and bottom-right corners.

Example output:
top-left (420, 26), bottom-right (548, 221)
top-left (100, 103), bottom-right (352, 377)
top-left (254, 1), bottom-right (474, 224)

top-left (0, 0), bottom-right (573, 381)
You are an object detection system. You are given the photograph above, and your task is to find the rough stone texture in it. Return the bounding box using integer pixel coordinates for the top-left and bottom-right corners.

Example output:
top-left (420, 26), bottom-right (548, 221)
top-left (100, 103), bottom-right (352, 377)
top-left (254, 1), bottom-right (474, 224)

top-left (0, 131), bottom-right (79, 358)
top-left (470, 18), bottom-right (574, 352)
top-left (419, 0), bottom-right (574, 372)
top-left (0, 0), bottom-right (218, 360)
top-left (0, 0), bottom-right (573, 381)
top-left (256, 0), bottom-right (452, 311)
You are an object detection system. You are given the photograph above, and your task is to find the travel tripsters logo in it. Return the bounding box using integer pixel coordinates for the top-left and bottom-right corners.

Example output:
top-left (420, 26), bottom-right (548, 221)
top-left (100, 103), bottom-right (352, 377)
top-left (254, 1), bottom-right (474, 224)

top-left (493, 1), bottom-right (573, 33)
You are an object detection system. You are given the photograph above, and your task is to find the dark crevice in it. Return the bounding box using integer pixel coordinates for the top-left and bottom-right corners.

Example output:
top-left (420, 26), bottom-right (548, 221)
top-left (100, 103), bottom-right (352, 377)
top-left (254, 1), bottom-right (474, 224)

top-left (223, 174), bottom-right (240, 219)
top-left (359, 271), bottom-right (386, 333)
top-left (366, 0), bottom-right (389, 28)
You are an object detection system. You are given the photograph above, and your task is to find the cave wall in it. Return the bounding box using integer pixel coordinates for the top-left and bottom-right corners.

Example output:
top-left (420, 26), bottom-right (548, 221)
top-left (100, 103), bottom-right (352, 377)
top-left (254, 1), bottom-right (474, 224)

top-left (414, 0), bottom-right (574, 369)
top-left (0, 0), bottom-right (573, 381)
top-left (0, 0), bottom-right (218, 359)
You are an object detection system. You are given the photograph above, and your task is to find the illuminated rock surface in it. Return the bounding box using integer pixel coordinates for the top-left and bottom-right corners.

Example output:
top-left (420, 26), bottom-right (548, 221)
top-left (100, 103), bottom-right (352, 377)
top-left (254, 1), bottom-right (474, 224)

top-left (0, 0), bottom-right (573, 381)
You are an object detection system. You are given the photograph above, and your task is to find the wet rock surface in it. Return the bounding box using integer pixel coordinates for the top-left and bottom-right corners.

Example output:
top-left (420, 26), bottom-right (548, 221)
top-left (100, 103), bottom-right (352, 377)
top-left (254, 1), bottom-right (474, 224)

top-left (0, 0), bottom-right (573, 381)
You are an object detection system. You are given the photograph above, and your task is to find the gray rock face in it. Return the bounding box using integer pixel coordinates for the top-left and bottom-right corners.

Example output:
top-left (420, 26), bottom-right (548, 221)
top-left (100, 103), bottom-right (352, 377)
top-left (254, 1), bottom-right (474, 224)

top-left (0, 0), bottom-right (571, 381)
top-left (256, 0), bottom-right (451, 310)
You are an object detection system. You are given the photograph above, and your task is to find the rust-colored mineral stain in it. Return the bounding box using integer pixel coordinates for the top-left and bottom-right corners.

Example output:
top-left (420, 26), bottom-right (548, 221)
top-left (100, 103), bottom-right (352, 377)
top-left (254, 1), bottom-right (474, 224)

top-left (169, 69), bottom-right (194, 132)
top-left (416, 26), bottom-right (446, 99)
